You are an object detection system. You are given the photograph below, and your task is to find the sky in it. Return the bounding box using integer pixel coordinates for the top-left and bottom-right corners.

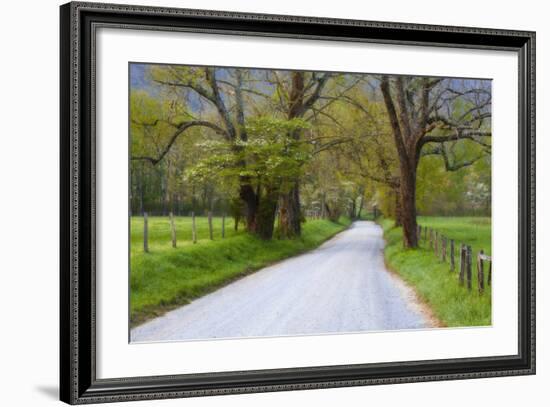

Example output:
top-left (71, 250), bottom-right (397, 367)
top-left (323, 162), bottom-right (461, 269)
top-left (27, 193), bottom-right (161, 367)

top-left (129, 62), bottom-right (491, 118)
top-left (130, 63), bottom-right (149, 90)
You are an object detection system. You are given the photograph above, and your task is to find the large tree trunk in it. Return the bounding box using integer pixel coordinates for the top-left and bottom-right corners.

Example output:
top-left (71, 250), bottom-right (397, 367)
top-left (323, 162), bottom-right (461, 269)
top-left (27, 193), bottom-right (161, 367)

top-left (239, 180), bottom-right (279, 240)
top-left (257, 187), bottom-right (279, 240)
top-left (399, 165), bottom-right (418, 248)
top-left (275, 72), bottom-right (330, 237)
top-left (380, 76), bottom-right (419, 248)
top-left (239, 182), bottom-right (258, 233)
top-left (394, 188), bottom-right (402, 227)
top-left (277, 72), bottom-right (306, 238)
top-left (278, 181), bottom-right (302, 238)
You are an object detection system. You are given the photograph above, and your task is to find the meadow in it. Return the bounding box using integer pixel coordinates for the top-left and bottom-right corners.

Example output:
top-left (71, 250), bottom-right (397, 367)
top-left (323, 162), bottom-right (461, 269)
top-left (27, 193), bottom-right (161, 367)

top-left (380, 216), bottom-right (492, 327)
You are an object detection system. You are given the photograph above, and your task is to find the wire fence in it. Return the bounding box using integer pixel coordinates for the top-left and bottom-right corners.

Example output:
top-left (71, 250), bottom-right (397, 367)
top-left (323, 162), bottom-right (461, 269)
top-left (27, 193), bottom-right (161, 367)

top-left (417, 225), bottom-right (492, 295)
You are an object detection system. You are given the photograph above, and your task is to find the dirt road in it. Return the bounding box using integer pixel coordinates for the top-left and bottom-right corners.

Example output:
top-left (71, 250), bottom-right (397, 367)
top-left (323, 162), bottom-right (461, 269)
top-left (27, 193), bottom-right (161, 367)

top-left (131, 221), bottom-right (432, 342)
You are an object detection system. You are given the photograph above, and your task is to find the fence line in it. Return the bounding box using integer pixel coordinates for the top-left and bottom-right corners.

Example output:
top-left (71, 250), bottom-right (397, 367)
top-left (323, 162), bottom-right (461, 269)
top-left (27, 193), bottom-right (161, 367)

top-left (143, 212), bottom-right (149, 253)
top-left (142, 212), bottom-right (238, 252)
top-left (140, 209), bottom-right (353, 253)
top-left (450, 239), bottom-right (455, 272)
top-left (169, 212), bottom-right (177, 248)
top-left (458, 243), bottom-right (465, 286)
top-left (418, 224), bottom-right (491, 295)
top-left (192, 212), bottom-right (197, 244)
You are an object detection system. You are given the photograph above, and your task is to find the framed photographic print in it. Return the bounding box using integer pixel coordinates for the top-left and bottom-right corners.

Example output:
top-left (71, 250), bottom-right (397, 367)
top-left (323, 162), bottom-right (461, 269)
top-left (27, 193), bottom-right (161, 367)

top-left (60, 1), bottom-right (535, 404)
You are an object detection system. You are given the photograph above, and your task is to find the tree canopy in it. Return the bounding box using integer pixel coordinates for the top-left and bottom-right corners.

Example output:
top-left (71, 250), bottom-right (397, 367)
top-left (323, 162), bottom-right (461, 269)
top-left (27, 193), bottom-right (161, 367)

top-left (130, 64), bottom-right (491, 242)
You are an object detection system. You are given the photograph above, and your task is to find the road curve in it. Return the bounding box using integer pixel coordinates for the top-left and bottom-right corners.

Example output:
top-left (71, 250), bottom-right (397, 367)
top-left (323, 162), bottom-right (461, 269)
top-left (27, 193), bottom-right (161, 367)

top-left (131, 221), bottom-right (432, 342)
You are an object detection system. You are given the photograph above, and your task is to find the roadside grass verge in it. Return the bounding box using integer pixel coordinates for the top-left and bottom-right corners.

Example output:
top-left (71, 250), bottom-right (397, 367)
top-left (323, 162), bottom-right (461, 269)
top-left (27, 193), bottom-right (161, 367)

top-left (130, 216), bottom-right (351, 327)
top-left (380, 216), bottom-right (491, 327)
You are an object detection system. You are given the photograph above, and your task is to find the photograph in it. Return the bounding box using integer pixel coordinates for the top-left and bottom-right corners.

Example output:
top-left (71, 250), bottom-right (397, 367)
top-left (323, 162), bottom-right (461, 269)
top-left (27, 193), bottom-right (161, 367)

top-left (57, 1), bottom-right (535, 404)
top-left (128, 63), bottom-right (492, 343)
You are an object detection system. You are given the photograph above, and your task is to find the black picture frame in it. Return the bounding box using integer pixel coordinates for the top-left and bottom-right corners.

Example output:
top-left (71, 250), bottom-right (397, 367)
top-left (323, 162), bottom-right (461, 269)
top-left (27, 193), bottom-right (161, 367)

top-left (60, 1), bottom-right (536, 404)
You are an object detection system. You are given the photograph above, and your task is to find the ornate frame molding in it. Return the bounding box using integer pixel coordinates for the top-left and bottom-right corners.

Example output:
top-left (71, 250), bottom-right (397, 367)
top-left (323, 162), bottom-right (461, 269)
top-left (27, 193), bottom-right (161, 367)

top-left (60, 2), bottom-right (535, 404)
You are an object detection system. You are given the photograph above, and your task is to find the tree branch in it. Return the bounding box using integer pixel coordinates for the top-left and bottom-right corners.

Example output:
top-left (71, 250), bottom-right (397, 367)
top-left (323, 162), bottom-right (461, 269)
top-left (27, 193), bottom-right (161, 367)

top-left (301, 73), bottom-right (331, 116)
top-left (131, 120), bottom-right (226, 165)
top-left (152, 79), bottom-right (216, 105)
top-left (395, 77), bottom-right (412, 140)
top-left (421, 130), bottom-right (491, 146)
top-left (311, 137), bottom-right (353, 155)
top-left (440, 146), bottom-right (485, 171)
top-left (380, 76), bottom-right (410, 165)
top-left (205, 68), bottom-right (237, 139)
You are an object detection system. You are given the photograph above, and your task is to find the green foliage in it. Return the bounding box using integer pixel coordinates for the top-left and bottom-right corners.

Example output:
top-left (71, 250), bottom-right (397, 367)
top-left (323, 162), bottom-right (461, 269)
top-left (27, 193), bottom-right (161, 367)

top-left (380, 216), bottom-right (491, 327)
top-left (130, 65), bottom-right (492, 223)
top-left (245, 117), bottom-right (311, 182)
top-left (376, 185), bottom-right (398, 219)
top-left (130, 90), bottom-right (193, 158)
top-left (416, 147), bottom-right (491, 216)
top-left (130, 216), bottom-right (351, 325)
top-left (185, 117), bottom-right (311, 190)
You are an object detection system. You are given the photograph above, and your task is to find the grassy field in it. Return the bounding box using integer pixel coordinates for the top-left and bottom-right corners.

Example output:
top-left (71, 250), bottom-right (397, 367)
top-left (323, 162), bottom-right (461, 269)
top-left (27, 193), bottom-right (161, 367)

top-left (130, 216), bottom-right (351, 326)
top-left (380, 216), bottom-right (491, 327)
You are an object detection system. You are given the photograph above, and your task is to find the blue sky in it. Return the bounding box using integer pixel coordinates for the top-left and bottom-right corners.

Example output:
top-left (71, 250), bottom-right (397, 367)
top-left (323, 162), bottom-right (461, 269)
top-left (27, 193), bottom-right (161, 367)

top-left (130, 63), bottom-right (150, 90)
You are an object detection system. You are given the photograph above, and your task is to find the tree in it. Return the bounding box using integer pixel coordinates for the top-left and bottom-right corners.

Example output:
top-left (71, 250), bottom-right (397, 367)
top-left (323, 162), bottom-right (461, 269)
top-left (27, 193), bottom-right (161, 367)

top-left (130, 66), bottom-right (354, 239)
top-left (379, 76), bottom-right (491, 247)
top-left (133, 66), bottom-right (271, 235)
top-left (129, 64), bottom-right (492, 245)
top-left (336, 88), bottom-right (402, 224)
top-left (269, 71), bottom-right (332, 237)
top-left (186, 117), bottom-right (310, 239)
top-left (129, 90), bottom-right (197, 215)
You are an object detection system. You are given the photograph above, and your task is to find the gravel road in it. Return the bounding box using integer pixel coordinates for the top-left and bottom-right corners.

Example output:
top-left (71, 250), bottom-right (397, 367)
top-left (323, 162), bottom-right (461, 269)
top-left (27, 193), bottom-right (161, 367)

top-left (131, 221), bottom-right (432, 342)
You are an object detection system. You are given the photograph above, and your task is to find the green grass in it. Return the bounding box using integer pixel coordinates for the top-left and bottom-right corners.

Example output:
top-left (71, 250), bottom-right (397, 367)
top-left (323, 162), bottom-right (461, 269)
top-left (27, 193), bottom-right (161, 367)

top-left (131, 215), bottom-right (244, 250)
top-left (130, 216), bottom-right (351, 326)
top-left (380, 216), bottom-right (492, 327)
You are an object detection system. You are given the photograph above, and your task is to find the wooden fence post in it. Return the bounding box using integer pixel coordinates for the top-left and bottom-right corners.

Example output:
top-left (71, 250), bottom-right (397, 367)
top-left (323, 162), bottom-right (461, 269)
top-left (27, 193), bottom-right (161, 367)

top-left (169, 212), bottom-right (176, 248)
top-left (488, 261), bottom-right (492, 286)
top-left (192, 211), bottom-right (197, 244)
top-left (222, 213), bottom-right (226, 238)
top-left (441, 236), bottom-right (447, 262)
top-left (208, 211), bottom-right (213, 240)
top-left (429, 229), bottom-right (433, 249)
top-left (424, 226), bottom-right (428, 242)
top-left (466, 245), bottom-right (472, 290)
top-left (434, 231), bottom-right (439, 257)
top-left (477, 250), bottom-right (485, 294)
top-left (459, 244), bottom-right (465, 285)
top-left (450, 239), bottom-right (455, 272)
top-left (143, 212), bottom-right (149, 253)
